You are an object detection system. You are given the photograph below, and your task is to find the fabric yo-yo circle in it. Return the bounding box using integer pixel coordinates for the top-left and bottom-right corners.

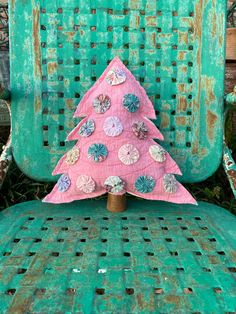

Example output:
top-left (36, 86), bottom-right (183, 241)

top-left (88, 143), bottom-right (108, 162)
top-left (118, 144), bottom-right (139, 165)
top-left (65, 147), bottom-right (80, 165)
top-left (104, 176), bottom-right (125, 194)
top-left (149, 145), bottom-right (167, 163)
top-left (76, 175), bottom-right (95, 194)
top-left (57, 174), bottom-right (71, 192)
top-left (123, 94), bottom-right (140, 113)
top-left (103, 116), bottom-right (123, 137)
top-left (79, 119), bottom-right (95, 137)
top-left (135, 175), bottom-right (156, 193)
top-left (106, 69), bottom-right (126, 86)
top-left (93, 94), bottom-right (111, 114)
top-left (163, 174), bottom-right (178, 193)
top-left (132, 121), bottom-right (148, 139)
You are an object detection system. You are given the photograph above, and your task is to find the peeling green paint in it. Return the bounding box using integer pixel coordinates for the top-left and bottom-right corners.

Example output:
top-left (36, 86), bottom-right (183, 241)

top-left (10, 0), bottom-right (226, 182)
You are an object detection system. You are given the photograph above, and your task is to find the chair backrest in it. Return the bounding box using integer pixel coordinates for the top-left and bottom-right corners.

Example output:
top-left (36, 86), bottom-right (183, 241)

top-left (10, 0), bottom-right (226, 183)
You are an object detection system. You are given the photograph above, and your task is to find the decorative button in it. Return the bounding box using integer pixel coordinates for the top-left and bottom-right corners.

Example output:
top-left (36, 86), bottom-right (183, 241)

top-left (88, 143), bottom-right (108, 162)
top-left (135, 175), bottom-right (156, 193)
top-left (163, 174), bottom-right (178, 193)
top-left (123, 94), bottom-right (140, 113)
top-left (118, 144), bottom-right (139, 165)
top-left (93, 94), bottom-right (111, 114)
top-left (76, 175), bottom-right (95, 193)
top-left (57, 174), bottom-right (71, 192)
top-left (103, 116), bottom-right (123, 137)
top-left (65, 147), bottom-right (80, 165)
top-left (149, 145), bottom-right (167, 163)
top-left (79, 120), bottom-right (95, 137)
top-left (104, 176), bottom-right (125, 194)
top-left (132, 121), bottom-right (148, 139)
top-left (106, 69), bottom-right (126, 86)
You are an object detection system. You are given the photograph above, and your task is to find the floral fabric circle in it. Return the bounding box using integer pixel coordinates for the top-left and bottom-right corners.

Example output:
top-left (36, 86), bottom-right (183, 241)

top-left (135, 175), bottom-right (156, 193)
top-left (149, 145), bottom-right (167, 163)
top-left (106, 69), bottom-right (126, 86)
top-left (93, 94), bottom-right (111, 114)
top-left (118, 144), bottom-right (139, 165)
top-left (65, 147), bottom-right (80, 165)
top-left (76, 175), bottom-right (95, 194)
top-left (57, 174), bottom-right (71, 192)
top-left (103, 116), bottom-right (123, 137)
top-left (123, 94), bottom-right (140, 113)
top-left (104, 176), bottom-right (125, 194)
top-left (163, 174), bottom-right (178, 193)
top-left (132, 121), bottom-right (148, 140)
top-left (79, 119), bottom-right (95, 137)
top-left (88, 143), bottom-right (108, 162)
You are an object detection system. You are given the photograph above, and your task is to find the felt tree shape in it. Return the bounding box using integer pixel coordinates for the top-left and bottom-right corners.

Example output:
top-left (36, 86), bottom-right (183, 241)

top-left (43, 57), bottom-right (196, 211)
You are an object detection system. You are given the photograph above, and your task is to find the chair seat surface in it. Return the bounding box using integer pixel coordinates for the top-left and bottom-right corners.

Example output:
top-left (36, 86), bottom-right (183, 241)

top-left (0, 199), bottom-right (235, 313)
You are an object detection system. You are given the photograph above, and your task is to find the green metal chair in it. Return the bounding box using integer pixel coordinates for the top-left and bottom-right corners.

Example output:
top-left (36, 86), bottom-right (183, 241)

top-left (1, 0), bottom-right (236, 312)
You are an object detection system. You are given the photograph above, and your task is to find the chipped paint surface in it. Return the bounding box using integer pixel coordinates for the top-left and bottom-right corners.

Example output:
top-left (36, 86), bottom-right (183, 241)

top-left (1, 200), bottom-right (236, 312)
top-left (33, 8), bottom-right (41, 77)
top-left (207, 111), bottom-right (217, 140)
top-left (202, 76), bottom-right (216, 105)
top-left (34, 95), bottom-right (41, 113)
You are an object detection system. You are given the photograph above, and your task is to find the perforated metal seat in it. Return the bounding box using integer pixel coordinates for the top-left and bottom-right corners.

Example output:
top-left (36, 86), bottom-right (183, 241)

top-left (1, 200), bottom-right (236, 313)
top-left (1, 0), bottom-right (236, 313)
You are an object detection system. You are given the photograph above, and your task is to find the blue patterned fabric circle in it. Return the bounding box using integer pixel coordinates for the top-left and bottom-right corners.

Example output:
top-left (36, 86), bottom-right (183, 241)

top-left (135, 175), bottom-right (156, 193)
top-left (88, 143), bottom-right (108, 162)
top-left (57, 174), bottom-right (71, 192)
top-left (79, 119), bottom-right (95, 137)
top-left (123, 94), bottom-right (140, 113)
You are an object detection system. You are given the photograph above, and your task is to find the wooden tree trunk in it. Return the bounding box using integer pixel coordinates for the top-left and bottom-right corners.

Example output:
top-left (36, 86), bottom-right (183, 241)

top-left (107, 193), bottom-right (126, 212)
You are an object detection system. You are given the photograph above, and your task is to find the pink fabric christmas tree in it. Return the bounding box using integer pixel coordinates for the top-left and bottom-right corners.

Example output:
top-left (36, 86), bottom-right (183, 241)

top-left (43, 57), bottom-right (196, 205)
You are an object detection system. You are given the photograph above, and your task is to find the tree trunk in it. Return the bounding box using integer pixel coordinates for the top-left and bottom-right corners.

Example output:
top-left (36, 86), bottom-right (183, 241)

top-left (107, 193), bottom-right (126, 212)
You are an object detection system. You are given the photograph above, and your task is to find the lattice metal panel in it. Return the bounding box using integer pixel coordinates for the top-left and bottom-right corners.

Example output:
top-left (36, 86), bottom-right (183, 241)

top-left (39, 3), bottom-right (195, 147)
top-left (0, 200), bottom-right (236, 313)
top-left (10, 0), bottom-right (226, 182)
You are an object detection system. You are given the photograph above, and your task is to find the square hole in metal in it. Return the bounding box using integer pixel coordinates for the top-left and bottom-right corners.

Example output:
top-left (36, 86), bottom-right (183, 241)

top-left (209, 238), bottom-right (217, 242)
top-left (184, 287), bottom-right (193, 294)
top-left (126, 288), bottom-right (134, 295)
top-left (213, 287), bottom-right (222, 294)
top-left (67, 288), bottom-right (76, 295)
top-left (28, 252), bottom-right (36, 256)
top-left (52, 252), bottom-right (59, 257)
top-left (6, 289), bottom-right (16, 296)
top-left (17, 268), bottom-right (27, 274)
top-left (96, 288), bottom-right (105, 295)
top-left (76, 252), bottom-right (83, 256)
top-left (3, 252), bottom-right (11, 256)
top-left (187, 238), bottom-right (195, 242)
top-left (154, 288), bottom-right (163, 294)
